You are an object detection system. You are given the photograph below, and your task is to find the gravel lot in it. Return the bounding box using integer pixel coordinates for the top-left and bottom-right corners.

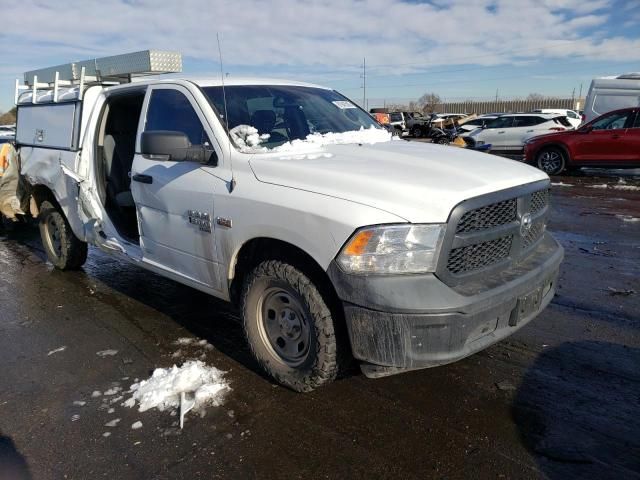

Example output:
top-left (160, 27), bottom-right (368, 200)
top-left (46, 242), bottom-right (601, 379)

top-left (1, 167), bottom-right (639, 479)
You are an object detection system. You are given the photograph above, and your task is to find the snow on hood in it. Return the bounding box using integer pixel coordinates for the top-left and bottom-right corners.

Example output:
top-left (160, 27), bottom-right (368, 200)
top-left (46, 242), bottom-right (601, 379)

top-left (231, 125), bottom-right (394, 154)
top-left (249, 140), bottom-right (549, 223)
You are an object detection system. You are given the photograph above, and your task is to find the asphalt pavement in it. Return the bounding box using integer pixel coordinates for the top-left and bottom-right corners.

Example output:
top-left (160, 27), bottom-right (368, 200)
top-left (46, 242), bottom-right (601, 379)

top-left (0, 168), bottom-right (639, 480)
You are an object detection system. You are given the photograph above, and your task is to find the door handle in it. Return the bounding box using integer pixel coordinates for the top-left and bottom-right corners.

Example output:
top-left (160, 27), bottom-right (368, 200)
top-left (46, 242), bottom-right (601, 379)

top-left (132, 174), bottom-right (153, 184)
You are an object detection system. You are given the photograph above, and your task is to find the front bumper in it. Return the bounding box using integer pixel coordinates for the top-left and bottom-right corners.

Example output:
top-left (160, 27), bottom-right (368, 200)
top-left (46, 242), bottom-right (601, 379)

top-left (328, 233), bottom-right (563, 375)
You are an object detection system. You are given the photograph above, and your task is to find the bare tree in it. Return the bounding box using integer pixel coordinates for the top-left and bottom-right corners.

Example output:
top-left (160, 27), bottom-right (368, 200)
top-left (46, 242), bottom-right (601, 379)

top-left (526, 93), bottom-right (546, 101)
top-left (417, 93), bottom-right (441, 113)
top-left (0, 107), bottom-right (17, 125)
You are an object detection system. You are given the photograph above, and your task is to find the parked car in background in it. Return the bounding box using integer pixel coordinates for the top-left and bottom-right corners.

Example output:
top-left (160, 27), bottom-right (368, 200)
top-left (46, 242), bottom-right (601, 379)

top-left (433, 113), bottom-right (468, 122)
top-left (388, 111), bottom-right (410, 135)
top-left (0, 125), bottom-right (15, 144)
top-left (532, 109), bottom-right (581, 128)
top-left (524, 107), bottom-right (640, 175)
top-left (462, 113), bottom-right (572, 152)
top-left (369, 108), bottom-right (390, 126)
top-left (583, 73), bottom-right (640, 124)
top-left (457, 115), bottom-right (500, 134)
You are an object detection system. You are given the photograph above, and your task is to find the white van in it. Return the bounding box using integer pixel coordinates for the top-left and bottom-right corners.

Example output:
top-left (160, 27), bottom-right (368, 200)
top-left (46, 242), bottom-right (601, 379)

top-left (583, 73), bottom-right (640, 124)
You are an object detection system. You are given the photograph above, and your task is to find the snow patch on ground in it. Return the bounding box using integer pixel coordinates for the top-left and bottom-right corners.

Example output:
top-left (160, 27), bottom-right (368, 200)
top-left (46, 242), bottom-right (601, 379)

top-left (105, 418), bottom-right (121, 427)
top-left (124, 360), bottom-right (230, 415)
top-left (616, 215), bottom-right (640, 223)
top-left (586, 182), bottom-right (640, 192)
top-left (231, 125), bottom-right (392, 154)
top-left (47, 346), bottom-right (66, 356)
top-left (613, 184), bottom-right (640, 191)
top-left (96, 349), bottom-right (118, 357)
top-left (72, 401), bottom-right (86, 407)
top-left (131, 421), bottom-right (143, 430)
top-left (91, 391), bottom-right (102, 398)
top-left (551, 182), bottom-right (573, 187)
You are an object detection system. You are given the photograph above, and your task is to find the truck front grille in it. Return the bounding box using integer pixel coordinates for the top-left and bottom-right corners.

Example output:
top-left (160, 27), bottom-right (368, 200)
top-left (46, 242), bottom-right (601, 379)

top-left (437, 183), bottom-right (551, 286)
top-left (530, 189), bottom-right (549, 214)
top-left (456, 198), bottom-right (516, 233)
top-left (447, 236), bottom-right (512, 274)
top-left (521, 221), bottom-right (545, 250)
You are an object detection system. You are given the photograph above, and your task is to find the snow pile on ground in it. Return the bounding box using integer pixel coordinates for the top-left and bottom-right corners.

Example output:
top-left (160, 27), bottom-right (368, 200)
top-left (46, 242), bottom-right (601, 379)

top-left (231, 125), bottom-right (393, 154)
top-left (124, 360), bottom-right (230, 414)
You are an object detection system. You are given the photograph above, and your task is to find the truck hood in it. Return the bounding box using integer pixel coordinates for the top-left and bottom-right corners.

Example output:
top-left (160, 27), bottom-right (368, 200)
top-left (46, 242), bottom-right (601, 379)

top-left (249, 141), bottom-right (548, 223)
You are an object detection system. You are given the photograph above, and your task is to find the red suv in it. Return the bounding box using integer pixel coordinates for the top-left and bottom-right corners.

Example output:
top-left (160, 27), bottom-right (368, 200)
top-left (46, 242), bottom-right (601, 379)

top-left (524, 107), bottom-right (640, 175)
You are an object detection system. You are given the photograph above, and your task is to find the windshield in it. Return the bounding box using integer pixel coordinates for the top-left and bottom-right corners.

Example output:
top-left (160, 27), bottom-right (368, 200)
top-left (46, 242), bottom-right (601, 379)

top-left (203, 85), bottom-right (381, 150)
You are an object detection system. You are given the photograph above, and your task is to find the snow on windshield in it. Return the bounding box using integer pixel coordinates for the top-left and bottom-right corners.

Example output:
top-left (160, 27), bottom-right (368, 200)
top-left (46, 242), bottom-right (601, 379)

top-left (230, 125), bottom-right (394, 154)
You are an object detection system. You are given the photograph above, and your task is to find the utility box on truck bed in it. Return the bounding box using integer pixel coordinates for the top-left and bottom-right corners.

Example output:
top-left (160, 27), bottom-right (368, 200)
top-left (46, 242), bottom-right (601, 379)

top-left (12, 50), bottom-right (563, 392)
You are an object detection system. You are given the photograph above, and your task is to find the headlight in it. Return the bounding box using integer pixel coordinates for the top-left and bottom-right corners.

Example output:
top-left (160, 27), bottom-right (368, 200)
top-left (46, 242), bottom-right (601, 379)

top-left (337, 224), bottom-right (446, 274)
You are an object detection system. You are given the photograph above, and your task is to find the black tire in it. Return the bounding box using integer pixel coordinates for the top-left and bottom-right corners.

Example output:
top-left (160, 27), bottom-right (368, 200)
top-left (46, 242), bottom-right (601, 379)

top-left (411, 126), bottom-right (423, 138)
top-left (39, 200), bottom-right (88, 270)
top-left (536, 147), bottom-right (567, 175)
top-left (241, 260), bottom-right (339, 392)
top-left (436, 137), bottom-right (450, 145)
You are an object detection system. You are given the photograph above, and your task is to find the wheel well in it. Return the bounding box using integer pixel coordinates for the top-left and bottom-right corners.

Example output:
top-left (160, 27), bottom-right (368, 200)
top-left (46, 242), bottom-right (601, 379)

top-left (29, 184), bottom-right (59, 215)
top-left (230, 237), bottom-right (350, 362)
top-left (229, 238), bottom-right (340, 310)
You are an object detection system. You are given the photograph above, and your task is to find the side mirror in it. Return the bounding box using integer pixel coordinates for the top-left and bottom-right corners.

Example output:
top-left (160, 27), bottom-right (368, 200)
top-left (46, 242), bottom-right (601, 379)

top-left (141, 131), bottom-right (217, 165)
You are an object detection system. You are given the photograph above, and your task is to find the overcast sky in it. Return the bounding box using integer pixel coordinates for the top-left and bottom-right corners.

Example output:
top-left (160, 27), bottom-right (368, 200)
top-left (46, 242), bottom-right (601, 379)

top-left (1, 0), bottom-right (639, 112)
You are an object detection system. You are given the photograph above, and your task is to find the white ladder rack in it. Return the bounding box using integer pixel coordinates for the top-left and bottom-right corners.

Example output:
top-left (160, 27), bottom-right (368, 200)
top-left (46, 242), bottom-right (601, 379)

top-left (16, 49), bottom-right (182, 105)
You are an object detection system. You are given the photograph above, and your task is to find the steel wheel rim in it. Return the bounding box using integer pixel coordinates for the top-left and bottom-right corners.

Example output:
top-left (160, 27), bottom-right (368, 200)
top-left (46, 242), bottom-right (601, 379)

top-left (257, 287), bottom-right (311, 367)
top-left (539, 150), bottom-right (562, 174)
top-left (45, 216), bottom-right (62, 260)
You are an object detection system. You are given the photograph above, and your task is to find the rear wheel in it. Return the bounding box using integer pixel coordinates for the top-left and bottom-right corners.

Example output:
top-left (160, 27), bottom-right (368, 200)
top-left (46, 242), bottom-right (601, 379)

top-left (39, 200), bottom-right (87, 270)
top-left (241, 260), bottom-right (339, 392)
top-left (536, 147), bottom-right (567, 175)
top-left (436, 137), bottom-right (450, 145)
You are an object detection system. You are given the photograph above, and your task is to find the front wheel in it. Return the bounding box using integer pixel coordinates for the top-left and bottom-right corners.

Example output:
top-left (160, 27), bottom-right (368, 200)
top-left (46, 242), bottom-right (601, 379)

top-left (411, 126), bottom-right (423, 138)
top-left (536, 147), bottom-right (567, 175)
top-left (436, 137), bottom-right (450, 145)
top-left (39, 200), bottom-right (88, 270)
top-left (241, 260), bottom-right (340, 392)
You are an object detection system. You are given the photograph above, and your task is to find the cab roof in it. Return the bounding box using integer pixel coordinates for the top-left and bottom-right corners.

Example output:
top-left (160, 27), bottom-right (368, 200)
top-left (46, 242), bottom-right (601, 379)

top-left (131, 76), bottom-right (331, 90)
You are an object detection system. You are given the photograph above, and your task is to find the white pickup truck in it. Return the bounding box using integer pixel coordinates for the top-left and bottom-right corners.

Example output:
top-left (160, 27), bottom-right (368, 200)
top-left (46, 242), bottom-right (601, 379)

top-left (12, 51), bottom-right (563, 391)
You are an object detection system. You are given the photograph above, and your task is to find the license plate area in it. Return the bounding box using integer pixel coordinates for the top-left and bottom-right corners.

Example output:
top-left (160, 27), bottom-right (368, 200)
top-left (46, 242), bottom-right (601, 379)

top-left (509, 287), bottom-right (543, 326)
